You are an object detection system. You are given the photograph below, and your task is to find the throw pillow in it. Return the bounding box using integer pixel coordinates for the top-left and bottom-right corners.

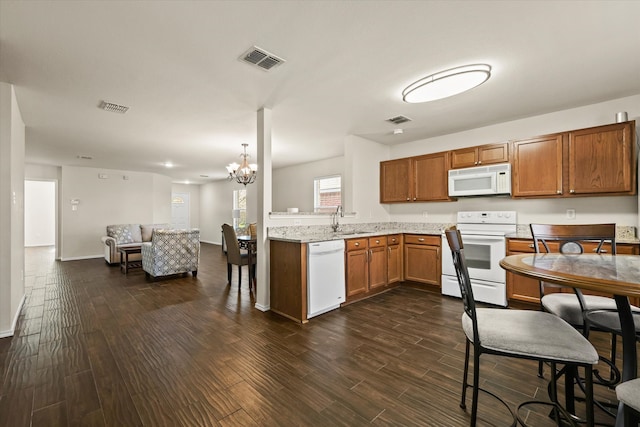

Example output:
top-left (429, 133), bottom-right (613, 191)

top-left (107, 224), bottom-right (135, 245)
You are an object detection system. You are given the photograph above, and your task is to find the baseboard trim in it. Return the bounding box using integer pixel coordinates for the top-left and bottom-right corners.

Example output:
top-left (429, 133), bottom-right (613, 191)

top-left (61, 254), bottom-right (103, 261)
top-left (0, 294), bottom-right (26, 338)
top-left (254, 303), bottom-right (270, 312)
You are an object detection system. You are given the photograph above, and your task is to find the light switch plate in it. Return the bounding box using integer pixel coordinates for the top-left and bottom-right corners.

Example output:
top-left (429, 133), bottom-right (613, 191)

top-left (566, 209), bottom-right (576, 219)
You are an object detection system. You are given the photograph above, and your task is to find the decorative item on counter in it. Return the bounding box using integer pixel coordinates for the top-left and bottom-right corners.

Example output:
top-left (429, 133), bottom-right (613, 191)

top-left (287, 208), bottom-right (299, 213)
top-left (616, 112), bottom-right (628, 123)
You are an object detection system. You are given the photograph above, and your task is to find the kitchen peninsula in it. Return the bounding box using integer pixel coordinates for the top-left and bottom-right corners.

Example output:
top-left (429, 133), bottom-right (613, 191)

top-left (269, 222), bottom-right (639, 323)
top-left (269, 222), bottom-right (450, 323)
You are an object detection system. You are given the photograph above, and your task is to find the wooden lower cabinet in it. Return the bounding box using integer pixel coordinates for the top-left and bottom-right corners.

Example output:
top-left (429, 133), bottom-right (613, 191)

top-left (403, 234), bottom-right (441, 287)
top-left (346, 235), bottom-right (404, 302)
top-left (387, 234), bottom-right (402, 284)
top-left (269, 240), bottom-right (308, 323)
top-left (506, 238), bottom-right (640, 306)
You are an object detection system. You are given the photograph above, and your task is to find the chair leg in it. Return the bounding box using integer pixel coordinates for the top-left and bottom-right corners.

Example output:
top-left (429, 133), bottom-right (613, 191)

top-left (610, 333), bottom-right (617, 382)
top-left (227, 263), bottom-right (232, 285)
top-left (238, 265), bottom-right (242, 288)
top-left (471, 344), bottom-right (480, 426)
top-left (538, 360), bottom-right (544, 378)
top-left (548, 362), bottom-right (560, 424)
top-left (584, 365), bottom-right (594, 427)
top-left (461, 340), bottom-right (470, 410)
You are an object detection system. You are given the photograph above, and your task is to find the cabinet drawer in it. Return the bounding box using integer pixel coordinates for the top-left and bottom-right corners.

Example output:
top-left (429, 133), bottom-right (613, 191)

top-left (404, 234), bottom-right (440, 246)
top-left (369, 236), bottom-right (387, 248)
top-left (346, 238), bottom-right (368, 251)
top-left (507, 239), bottom-right (536, 252)
top-left (387, 234), bottom-right (401, 245)
top-left (507, 238), bottom-right (636, 254)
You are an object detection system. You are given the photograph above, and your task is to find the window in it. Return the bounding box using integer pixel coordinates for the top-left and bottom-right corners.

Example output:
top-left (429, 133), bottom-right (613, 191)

top-left (232, 189), bottom-right (247, 230)
top-left (314, 175), bottom-right (342, 213)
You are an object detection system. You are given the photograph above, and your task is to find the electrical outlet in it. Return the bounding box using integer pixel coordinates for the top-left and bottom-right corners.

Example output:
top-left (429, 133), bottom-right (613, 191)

top-left (566, 209), bottom-right (576, 219)
top-left (422, 211), bottom-right (428, 219)
top-left (293, 219), bottom-right (301, 225)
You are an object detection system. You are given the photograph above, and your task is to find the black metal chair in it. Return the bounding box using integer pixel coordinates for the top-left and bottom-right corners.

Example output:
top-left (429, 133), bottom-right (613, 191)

top-left (445, 228), bottom-right (597, 426)
top-left (616, 378), bottom-right (640, 426)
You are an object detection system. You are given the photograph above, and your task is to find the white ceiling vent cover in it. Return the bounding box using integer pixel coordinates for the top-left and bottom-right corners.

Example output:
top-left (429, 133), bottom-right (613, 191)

top-left (99, 101), bottom-right (129, 114)
top-left (387, 115), bottom-right (412, 125)
top-left (240, 46), bottom-right (285, 71)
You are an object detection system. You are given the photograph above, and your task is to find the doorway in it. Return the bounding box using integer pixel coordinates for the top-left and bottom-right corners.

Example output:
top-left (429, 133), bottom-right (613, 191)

top-left (25, 180), bottom-right (56, 247)
top-left (171, 192), bottom-right (190, 229)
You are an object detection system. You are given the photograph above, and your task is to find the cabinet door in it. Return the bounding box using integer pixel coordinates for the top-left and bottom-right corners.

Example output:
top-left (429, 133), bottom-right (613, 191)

top-left (413, 152), bottom-right (450, 201)
top-left (450, 147), bottom-right (478, 169)
top-left (380, 158), bottom-right (412, 203)
top-left (404, 244), bottom-right (440, 286)
top-left (568, 122), bottom-right (635, 195)
top-left (511, 134), bottom-right (563, 197)
top-left (346, 249), bottom-right (368, 297)
top-left (478, 143), bottom-right (509, 166)
top-left (387, 244), bottom-right (402, 284)
top-left (369, 246), bottom-right (388, 290)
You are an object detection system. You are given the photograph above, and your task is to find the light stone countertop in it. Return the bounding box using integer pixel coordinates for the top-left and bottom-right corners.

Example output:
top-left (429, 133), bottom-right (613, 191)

top-left (268, 223), bottom-right (638, 244)
top-left (267, 222), bottom-right (453, 243)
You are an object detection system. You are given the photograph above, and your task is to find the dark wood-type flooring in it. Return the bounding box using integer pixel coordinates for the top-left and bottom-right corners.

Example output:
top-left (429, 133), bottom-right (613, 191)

top-left (0, 243), bottom-right (634, 426)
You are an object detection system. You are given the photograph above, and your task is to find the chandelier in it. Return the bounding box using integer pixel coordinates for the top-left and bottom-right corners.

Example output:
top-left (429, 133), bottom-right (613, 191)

top-left (226, 143), bottom-right (257, 186)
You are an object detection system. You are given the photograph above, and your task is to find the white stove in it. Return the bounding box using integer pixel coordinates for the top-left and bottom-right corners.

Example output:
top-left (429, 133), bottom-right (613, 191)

top-left (441, 211), bottom-right (517, 307)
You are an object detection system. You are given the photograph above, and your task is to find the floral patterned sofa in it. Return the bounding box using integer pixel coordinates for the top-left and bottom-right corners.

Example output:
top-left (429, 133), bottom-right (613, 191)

top-left (101, 223), bottom-right (170, 265)
top-left (141, 229), bottom-right (200, 279)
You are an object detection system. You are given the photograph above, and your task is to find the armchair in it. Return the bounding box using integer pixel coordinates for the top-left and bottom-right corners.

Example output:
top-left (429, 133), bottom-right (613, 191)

top-left (141, 229), bottom-right (200, 279)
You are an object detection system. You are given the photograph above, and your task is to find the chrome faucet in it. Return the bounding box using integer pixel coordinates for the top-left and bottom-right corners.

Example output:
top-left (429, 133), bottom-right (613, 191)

top-left (331, 205), bottom-right (344, 232)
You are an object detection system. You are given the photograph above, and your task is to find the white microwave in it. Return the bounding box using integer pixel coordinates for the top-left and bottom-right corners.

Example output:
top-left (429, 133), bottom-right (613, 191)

top-left (448, 163), bottom-right (511, 197)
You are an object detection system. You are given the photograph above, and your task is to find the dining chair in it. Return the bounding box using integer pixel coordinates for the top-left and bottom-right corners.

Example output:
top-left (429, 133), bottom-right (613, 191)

top-left (445, 228), bottom-right (597, 426)
top-left (616, 378), bottom-right (640, 425)
top-left (222, 223), bottom-right (256, 288)
top-left (529, 223), bottom-right (638, 383)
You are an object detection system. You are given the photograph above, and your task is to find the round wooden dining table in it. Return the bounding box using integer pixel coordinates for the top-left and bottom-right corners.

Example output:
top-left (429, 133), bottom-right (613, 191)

top-left (500, 253), bottom-right (640, 426)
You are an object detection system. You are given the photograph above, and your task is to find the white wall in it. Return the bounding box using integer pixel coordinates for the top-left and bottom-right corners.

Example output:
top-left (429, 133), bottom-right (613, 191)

top-left (272, 156), bottom-right (344, 212)
top-left (60, 166), bottom-right (172, 260)
top-left (0, 82), bottom-right (25, 337)
top-left (25, 180), bottom-right (55, 246)
top-left (385, 95), bottom-right (640, 227)
top-left (199, 180), bottom-right (234, 244)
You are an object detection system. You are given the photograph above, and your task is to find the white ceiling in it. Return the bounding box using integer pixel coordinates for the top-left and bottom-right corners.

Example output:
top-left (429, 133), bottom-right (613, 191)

top-left (1, 1), bottom-right (639, 184)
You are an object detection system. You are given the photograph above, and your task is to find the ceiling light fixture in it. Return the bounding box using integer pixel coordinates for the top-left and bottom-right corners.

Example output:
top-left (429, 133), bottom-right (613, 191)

top-left (226, 143), bottom-right (257, 186)
top-left (164, 162), bottom-right (173, 168)
top-left (402, 64), bottom-right (491, 103)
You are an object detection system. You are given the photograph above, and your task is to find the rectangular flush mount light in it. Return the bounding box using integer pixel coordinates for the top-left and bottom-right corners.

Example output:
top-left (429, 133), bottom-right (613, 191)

top-left (99, 100), bottom-right (130, 114)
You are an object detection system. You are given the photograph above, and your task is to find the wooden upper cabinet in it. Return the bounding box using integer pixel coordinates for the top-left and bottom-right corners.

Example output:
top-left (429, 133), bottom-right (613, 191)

top-left (451, 143), bottom-right (509, 169)
top-left (413, 151), bottom-right (451, 202)
top-left (511, 134), bottom-right (564, 197)
top-left (512, 121), bottom-right (636, 198)
top-left (380, 152), bottom-right (451, 203)
top-left (568, 121), bottom-right (636, 195)
top-left (380, 158), bottom-right (412, 203)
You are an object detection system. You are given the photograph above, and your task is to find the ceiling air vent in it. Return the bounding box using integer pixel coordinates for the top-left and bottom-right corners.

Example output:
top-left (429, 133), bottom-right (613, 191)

top-left (240, 46), bottom-right (285, 71)
top-left (387, 115), bottom-right (412, 125)
top-left (99, 101), bottom-right (129, 114)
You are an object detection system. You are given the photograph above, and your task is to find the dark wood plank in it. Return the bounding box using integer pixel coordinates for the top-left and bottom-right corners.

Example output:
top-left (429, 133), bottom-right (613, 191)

top-left (0, 244), bottom-right (632, 427)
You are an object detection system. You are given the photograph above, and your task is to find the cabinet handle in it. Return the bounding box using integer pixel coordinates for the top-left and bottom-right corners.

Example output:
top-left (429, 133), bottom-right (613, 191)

top-left (413, 197), bottom-right (416, 201)
top-left (528, 244), bottom-right (534, 248)
top-left (474, 161), bottom-right (478, 165)
top-left (355, 242), bottom-right (359, 247)
top-left (478, 161), bottom-right (482, 165)
top-left (570, 189), bottom-right (575, 193)
top-left (418, 238), bottom-right (425, 242)
top-left (369, 249), bottom-right (372, 262)
top-left (593, 248), bottom-right (608, 253)
top-left (556, 190), bottom-right (562, 194)
top-left (375, 240), bottom-right (380, 244)
top-left (406, 197), bottom-right (410, 201)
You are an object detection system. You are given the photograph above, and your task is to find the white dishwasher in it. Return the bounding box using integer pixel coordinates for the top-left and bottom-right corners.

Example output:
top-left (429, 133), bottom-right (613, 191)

top-left (307, 239), bottom-right (346, 319)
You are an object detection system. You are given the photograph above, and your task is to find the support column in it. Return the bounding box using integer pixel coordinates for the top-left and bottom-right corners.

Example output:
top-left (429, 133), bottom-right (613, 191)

top-left (255, 108), bottom-right (272, 311)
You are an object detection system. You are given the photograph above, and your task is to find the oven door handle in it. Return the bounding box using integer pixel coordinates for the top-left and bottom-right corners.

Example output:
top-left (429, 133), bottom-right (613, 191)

top-left (459, 234), bottom-right (505, 243)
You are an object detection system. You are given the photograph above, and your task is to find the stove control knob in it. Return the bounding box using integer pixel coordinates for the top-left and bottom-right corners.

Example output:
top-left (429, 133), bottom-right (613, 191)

top-left (505, 212), bottom-right (511, 218)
